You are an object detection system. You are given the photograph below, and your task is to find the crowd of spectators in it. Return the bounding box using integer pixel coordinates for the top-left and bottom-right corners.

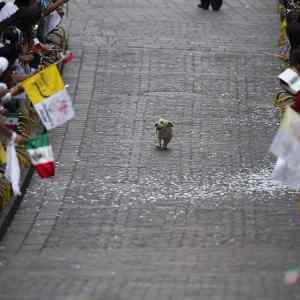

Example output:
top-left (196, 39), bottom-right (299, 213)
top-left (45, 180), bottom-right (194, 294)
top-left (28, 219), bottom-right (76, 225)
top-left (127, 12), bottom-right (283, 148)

top-left (0, 0), bottom-right (69, 208)
top-left (278, 1), bottom-right (300, 60)
top-left (275, 1), bottom-right (300, 110)
top-left (0, 0), bottom-right (68, 143)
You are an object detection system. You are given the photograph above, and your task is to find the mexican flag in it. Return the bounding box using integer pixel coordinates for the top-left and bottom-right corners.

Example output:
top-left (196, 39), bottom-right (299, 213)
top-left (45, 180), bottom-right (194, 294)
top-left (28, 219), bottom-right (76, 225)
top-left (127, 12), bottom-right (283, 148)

top-left (22, 64), bottom-right (74, 130)
top-left (26, 134), bottom-right (55, 178)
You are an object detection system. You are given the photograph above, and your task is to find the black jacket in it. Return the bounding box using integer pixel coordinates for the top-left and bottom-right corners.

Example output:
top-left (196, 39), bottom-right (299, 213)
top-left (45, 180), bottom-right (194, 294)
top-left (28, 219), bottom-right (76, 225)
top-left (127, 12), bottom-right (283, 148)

top-left (0, 2), bottom-right (41, 36)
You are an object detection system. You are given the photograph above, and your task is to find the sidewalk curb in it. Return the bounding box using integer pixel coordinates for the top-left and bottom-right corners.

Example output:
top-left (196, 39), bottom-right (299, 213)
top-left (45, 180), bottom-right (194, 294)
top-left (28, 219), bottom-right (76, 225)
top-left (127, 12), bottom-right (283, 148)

top-left (0, 165), bottom-right (34, 240)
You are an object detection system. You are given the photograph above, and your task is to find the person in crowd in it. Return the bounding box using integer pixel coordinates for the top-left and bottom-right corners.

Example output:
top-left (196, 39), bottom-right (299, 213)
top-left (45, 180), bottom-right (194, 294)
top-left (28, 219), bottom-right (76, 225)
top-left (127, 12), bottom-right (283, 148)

top-left (0, 0), bottom-right (68, 42)
top-left (280, 0), bottom-right (300, 13)
top-left (0, 57), bottom-right (26, 144)
top-left (290, 48), bottom-right (300, 77)
top-left (198, 0), bottom-right (223, 11)
top-left (286, 9), bottom-right (300, 57)
top-left (0, 27), bottom-right (23, 65)
top-left (285, 48), bottom-right (300, 112)
top-left (0, 1), bottom-right (41, 42)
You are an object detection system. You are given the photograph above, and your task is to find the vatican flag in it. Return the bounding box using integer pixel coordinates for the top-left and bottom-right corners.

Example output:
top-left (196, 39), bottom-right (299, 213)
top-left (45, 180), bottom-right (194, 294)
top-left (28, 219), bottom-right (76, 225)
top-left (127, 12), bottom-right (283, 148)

top-left (22, 64), bottom-right (74, 130)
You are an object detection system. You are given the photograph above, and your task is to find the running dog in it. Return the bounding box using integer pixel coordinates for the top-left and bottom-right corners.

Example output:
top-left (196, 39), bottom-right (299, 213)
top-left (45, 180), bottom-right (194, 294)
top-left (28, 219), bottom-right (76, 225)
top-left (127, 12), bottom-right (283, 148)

top-left (155, 118), bottom-right (174, 150)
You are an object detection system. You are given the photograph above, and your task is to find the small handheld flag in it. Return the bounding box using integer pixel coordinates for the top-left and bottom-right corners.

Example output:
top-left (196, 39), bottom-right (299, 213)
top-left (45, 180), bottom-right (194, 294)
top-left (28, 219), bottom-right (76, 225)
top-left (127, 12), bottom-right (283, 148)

top-left (32, 38), bottom-right (44, 53)
top-left (61, 51), bottom-right (75, 65)
top-left (26, 134), bottom-right (55, 178)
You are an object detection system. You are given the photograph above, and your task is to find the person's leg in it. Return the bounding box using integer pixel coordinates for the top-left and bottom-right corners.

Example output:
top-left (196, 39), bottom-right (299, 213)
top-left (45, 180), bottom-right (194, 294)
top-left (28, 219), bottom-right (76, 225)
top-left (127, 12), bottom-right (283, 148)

top-left (198, 0), bottom-right (210, 10)
top-left (211, 0), bottom-right (223, 11)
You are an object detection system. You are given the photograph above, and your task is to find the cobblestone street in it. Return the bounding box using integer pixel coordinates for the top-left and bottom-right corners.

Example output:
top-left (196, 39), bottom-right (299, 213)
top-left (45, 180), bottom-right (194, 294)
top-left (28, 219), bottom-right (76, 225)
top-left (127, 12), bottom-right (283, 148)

top-left (1, 0), bottom-right (300, 299)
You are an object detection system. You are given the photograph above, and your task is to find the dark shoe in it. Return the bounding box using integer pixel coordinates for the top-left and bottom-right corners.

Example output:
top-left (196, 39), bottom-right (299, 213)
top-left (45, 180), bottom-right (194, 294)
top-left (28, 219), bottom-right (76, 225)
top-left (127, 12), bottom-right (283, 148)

top-left (198, 4), bottom-right (209, 9)
top-left (211, 0), bottom-right (222, 10)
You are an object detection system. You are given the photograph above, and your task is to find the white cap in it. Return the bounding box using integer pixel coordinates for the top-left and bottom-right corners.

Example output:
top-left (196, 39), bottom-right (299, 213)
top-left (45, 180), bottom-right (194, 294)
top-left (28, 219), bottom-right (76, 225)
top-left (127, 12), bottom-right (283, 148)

top-left (0, 57), bottom-right (8, 75)
top-left (0, 82), bottom-right (7, 90)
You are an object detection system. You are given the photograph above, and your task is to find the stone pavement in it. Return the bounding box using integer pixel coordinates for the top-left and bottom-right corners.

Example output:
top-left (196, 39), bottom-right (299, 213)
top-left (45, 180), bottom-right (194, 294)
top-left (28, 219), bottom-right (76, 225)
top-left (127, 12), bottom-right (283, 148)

top-left (1, 0), bottom-right (300, 299)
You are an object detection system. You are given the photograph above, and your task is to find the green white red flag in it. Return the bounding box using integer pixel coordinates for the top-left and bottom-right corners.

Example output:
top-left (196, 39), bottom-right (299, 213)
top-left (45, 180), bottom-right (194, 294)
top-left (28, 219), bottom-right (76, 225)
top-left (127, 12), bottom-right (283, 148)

top-left (26, 134), bottom-right (55, 178)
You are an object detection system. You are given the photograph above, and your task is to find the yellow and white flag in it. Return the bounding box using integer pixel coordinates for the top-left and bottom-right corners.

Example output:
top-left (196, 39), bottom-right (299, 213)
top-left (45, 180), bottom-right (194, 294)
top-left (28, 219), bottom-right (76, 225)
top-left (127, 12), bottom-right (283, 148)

top-left (22, 64), bottom-right (74, 130)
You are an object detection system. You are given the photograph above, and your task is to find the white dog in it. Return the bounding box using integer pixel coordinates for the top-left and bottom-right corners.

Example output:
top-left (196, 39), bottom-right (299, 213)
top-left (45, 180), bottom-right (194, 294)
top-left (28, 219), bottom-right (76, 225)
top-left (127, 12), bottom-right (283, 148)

top-left (155, 118), bottom-right (174, 150)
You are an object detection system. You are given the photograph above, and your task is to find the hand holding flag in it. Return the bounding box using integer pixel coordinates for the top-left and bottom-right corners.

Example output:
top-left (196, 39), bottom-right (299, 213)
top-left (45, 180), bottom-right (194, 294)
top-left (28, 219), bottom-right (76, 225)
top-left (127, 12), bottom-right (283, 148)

top-left (61, 51), bottom-right (75, 65)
